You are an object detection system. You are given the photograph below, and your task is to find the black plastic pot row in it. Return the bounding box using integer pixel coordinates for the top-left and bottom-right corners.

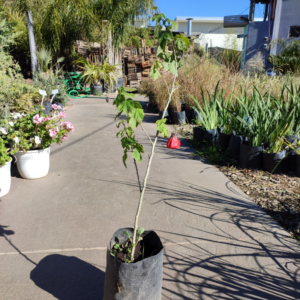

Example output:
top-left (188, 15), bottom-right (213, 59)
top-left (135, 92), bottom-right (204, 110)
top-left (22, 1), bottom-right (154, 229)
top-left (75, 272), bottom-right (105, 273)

top-left (193, 127), bottom-right (300, 176)
top-left (159, 107), bottom-right (202, 125)
top-left (90, 77), bottom-right (125, 95)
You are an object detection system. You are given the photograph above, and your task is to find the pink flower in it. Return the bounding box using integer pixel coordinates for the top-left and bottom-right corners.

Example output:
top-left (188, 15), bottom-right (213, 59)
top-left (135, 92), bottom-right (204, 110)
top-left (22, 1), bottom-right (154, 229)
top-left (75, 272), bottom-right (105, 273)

top-left (33, 114), bottom-right (44, 125)
top-left (60, 111), bottom-right (66, 118)
top-left (61, 121), bottom-right (74, 133)
top-left (52, 104), bottom-right (61, 110)
top-left (43, 116), bottom-right (53, 122)
top-left (62, 135), bottom-right (68, 140)
top-left (49, 129), bottom-right (57, 138)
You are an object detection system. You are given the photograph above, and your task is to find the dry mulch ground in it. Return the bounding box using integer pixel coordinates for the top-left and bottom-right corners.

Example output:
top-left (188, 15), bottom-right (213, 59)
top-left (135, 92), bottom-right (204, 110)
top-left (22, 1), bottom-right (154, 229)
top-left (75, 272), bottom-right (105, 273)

top-left (173, 124), bottom-right (300, 242)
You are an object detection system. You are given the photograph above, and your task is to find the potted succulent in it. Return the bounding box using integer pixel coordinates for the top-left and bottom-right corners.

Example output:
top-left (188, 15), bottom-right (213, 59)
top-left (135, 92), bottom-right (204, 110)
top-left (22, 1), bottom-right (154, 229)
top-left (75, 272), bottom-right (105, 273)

top-left (8, 105), bottom-right (74, 179)
top-left (76, 57), bottom-right (117, 95)
top-left (103, 14), bottom-right (190, 299)
top-left (0, 137), bottom-right (11, 197)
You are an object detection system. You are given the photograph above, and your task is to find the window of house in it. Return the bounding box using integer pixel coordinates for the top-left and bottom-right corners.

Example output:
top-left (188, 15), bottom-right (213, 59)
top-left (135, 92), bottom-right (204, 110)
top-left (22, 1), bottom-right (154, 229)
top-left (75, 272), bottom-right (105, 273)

top-left (289, 26), bottom-right (300, 38)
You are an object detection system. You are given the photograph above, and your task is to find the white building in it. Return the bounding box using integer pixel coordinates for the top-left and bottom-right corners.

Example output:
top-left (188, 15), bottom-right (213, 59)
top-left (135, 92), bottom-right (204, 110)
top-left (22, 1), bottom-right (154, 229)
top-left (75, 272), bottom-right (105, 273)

top-left (174, 17), bottom-right (245, 51)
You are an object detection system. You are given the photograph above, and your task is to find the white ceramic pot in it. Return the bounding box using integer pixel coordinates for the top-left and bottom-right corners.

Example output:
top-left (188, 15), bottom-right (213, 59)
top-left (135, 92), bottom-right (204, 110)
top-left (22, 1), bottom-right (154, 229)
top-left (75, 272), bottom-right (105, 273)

top-left (15, 147), bottom-right (51, 179)
top-left (0, 158), bottom-right (12, 197)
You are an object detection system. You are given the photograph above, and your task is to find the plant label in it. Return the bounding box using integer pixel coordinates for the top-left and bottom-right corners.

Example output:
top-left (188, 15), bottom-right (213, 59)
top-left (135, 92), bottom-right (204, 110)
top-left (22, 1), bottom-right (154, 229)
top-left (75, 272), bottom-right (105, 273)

top-left (39, 89), bottom-right (47, 96)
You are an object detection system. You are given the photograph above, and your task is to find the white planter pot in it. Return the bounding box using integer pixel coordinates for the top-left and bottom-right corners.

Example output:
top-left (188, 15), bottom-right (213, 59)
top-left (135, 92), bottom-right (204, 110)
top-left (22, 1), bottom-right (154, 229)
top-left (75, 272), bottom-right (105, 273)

top-left (15, 147), bottom-right (51, 179)
top-left (0, 158), bottom-right (12, 197)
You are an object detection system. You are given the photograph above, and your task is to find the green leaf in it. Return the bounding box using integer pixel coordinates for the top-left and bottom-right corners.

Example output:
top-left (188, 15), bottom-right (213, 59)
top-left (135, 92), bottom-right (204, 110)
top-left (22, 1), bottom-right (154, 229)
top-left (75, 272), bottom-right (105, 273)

top-left (150, 61), bottom-right (162, 81)
top-left (124, 231), bottom-right (132, 241)
top-left (122, 150), bottom-right (128, 168)
top-left (133, 102), bottom-right (142, 109)
top-left (156, 118), bottom-right (169, 138)
top-left (132, 148), bottom-right (142, 163)
top-left (137, 227), bottom-right (145, 236)
top-left (118, 98), bottom-right (134, 115)
top-left (132, 108), bottom-right (144, 123)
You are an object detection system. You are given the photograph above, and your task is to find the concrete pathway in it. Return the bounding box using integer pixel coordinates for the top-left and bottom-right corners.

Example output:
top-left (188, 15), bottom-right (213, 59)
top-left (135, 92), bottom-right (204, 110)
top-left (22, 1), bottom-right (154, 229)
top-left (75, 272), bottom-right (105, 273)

top-left (1, 96), bottom-right (300, 300)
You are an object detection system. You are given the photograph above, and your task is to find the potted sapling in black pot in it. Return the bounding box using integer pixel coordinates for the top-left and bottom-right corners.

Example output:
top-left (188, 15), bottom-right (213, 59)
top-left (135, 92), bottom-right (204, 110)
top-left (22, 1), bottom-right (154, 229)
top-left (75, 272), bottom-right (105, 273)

top-left (168, 98), bottom-right (186, 125)
top-left (103, 15), bottom-right (190, 300)
top-left (190, 84), bottom-right (222, 146)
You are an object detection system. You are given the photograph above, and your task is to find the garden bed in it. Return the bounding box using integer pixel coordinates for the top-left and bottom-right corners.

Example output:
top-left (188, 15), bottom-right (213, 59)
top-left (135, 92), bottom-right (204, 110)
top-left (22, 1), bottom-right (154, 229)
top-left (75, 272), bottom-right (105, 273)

top-left (173, 124), bottom-right (300, 242)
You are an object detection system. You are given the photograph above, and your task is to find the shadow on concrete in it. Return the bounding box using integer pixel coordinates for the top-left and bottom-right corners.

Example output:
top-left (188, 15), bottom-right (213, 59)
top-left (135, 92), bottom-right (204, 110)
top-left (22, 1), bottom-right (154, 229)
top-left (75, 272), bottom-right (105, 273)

top-left (89, 177), bottom-right (300, 299)
top-left (30, 254), bottom-right (105, 300)
top-left (0, 224), bottom-right (14, 236)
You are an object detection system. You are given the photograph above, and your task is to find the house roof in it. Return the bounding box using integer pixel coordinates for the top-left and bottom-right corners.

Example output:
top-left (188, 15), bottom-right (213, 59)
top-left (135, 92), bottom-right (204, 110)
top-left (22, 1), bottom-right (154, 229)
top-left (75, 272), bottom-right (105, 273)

top-left (174, 16), bottom-right (264, 23)
top-left (174, 17), bottom-right (224, 23)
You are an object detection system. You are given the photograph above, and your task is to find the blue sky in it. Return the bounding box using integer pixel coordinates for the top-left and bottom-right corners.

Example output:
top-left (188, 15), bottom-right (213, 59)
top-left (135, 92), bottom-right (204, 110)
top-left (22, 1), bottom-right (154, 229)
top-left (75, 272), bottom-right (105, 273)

top-left (155, 0), bottom-right (265, 19)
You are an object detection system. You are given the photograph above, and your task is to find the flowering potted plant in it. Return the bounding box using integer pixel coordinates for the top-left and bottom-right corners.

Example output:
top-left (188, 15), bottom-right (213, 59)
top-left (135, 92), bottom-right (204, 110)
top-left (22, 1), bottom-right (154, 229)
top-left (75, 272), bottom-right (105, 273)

top-left (103, 13), bottom-right (189, 299)
top-left (8, 104), bottom-right (74, 179)
top-left (0, 137), bottom-right (12, 197)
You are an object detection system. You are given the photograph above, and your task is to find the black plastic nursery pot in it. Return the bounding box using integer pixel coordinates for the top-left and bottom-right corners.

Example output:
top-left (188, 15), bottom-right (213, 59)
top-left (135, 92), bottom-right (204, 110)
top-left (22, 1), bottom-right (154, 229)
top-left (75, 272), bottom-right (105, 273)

top-left (159, 110), bottom-right (171, 123)
top-left (169, 110), bottom-right (186, 125)
top-left (203, 129), bottom-right (217, 146)
top-left (185, 108), bottom-right (194, 123)
top-left (103, 228), bottom-right (164, 300)
top-left (228, 134), bottom-right (243, 159)
top-left (288, 151), bottom-right (298, 171)
top-left (193, 127), bottom-right (205, 144)
top-left (297, 154), bottom-right (300, 177)
top-left (218, 132), bottom-right (231, 151)
top-left (239, 142), bottom-right (263, 169)
top-left (43, 103), bottom-right (52, 115)
top-left (90, 84), bottom-right (103, 95)
top-left (263, 150), bottom-right (287, 174)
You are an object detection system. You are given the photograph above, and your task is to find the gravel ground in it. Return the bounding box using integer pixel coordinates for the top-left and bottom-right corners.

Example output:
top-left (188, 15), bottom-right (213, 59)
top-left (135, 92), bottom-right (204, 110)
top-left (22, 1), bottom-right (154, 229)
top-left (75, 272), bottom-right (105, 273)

top-left (174, 124), bottom-right (300, 242)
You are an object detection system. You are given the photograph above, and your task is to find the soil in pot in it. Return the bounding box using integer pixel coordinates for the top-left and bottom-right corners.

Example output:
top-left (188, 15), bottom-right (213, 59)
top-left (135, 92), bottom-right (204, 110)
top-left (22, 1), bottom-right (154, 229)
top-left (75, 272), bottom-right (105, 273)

top-left (263, 150), bottom-right (287, 174)
top-left (169, 110), bottom-right (186, 125)
top-left (218, 132), bottom-right (231, 151)
top-left (90, 84), bottom-right (103, 95)
top-left (193, 127), bottom-right (205, 144)
top-left (103, 228), bottom-right (164, 300)
top-left (0, 158), bottom-right (12, 197)
top-left (228, 134), bottom-right (243, 159)
top-left (239, 142), bottom-right (263, 169)
top-left (203, 129), bottom-right (217, 146)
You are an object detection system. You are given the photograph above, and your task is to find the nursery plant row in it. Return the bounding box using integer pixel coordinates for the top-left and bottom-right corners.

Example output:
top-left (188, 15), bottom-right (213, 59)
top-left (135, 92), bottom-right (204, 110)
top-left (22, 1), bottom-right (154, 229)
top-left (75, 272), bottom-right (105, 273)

top-left (163, 83), bottom-right (300, 175)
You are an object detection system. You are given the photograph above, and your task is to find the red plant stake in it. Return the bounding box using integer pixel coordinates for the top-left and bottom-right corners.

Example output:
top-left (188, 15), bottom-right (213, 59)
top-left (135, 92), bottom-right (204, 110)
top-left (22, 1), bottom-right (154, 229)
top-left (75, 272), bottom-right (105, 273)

top-left (167, 132), bottom-right (181, 149)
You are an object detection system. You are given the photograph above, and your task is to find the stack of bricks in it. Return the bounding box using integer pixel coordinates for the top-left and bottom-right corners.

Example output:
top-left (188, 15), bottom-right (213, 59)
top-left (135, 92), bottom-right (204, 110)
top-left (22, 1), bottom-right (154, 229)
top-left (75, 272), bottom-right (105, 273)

top-left (123, 45), bottom-right (158, 88)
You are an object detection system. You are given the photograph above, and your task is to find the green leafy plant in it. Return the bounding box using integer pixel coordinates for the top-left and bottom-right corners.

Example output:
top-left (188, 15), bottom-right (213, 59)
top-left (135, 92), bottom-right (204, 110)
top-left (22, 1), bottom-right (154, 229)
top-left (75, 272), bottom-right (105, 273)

top-left (0, 137), bottom-right (10, 166)
top-left (112, 12), bottom-right (189, 262)
top-left (76, 57), bottom-right (117, 88)
top-left (190, 83), bottom-right (222, 130)
top-left (268, 38), bottom-right (300, 75)
top-left (110, 228), bottom-right (144, 263)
